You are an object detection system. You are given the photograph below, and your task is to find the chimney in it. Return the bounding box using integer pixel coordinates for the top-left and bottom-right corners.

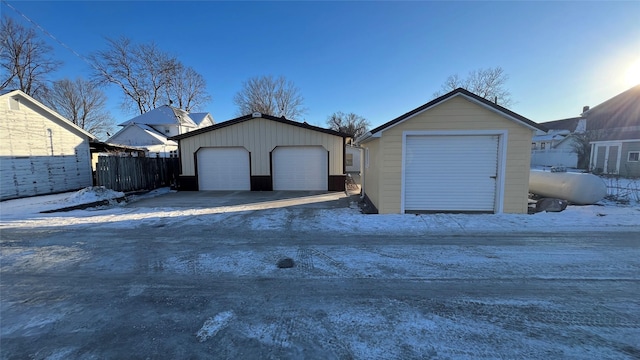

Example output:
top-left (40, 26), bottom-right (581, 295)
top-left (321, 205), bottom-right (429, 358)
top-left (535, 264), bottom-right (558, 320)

top-left (582, 105), bottom-right (589, 113)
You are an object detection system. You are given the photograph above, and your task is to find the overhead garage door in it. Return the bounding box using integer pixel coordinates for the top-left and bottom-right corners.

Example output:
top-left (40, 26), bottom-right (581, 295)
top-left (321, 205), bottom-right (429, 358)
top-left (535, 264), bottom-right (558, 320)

top-left (273, 146), bottom-right (328, 190)
top-left (197, 147), bottom-right (250, 190)
top-left (404, 135), bottom-right (500, 213)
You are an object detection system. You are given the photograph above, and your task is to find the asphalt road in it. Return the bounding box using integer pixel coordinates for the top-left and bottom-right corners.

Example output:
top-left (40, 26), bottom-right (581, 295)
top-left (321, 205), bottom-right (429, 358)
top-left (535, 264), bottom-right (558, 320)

top-left (1, 218), bottom-right (639, 359)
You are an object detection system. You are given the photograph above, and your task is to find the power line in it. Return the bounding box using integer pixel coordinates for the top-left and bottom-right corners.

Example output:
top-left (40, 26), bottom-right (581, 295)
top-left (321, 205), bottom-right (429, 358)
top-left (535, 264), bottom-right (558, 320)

top-left (1, 0), bottom-right (112, 80)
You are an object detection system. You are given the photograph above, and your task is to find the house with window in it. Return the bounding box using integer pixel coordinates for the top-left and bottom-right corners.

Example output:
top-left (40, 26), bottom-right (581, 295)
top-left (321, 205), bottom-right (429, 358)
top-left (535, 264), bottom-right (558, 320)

top-left (345, 143), bottom-right (363, 173)
top-left (106, 105), bottom-right (214, 158)
top-left (531, 117), bottom-right (585, 169)
top-left (584, 85), bottom-right (640, 177)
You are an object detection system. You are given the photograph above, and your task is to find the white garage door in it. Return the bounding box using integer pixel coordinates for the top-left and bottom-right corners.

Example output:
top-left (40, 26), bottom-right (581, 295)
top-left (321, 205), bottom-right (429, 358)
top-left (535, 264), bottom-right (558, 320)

top-left (273, 146), bottom-right (328, 190)
top-left (404, 135), bottom-right (500, 213)
top-left (197, 147), bottom-right (250, 190)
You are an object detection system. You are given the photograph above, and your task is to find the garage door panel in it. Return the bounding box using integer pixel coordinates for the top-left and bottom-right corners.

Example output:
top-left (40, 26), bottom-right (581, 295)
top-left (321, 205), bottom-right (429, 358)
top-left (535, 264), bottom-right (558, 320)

top-left (197, 147), bottom-right (250, 190)
top-left (404, 135), bottom-right (499, 212)
top-left (273, 146), bottom-right (328, 191)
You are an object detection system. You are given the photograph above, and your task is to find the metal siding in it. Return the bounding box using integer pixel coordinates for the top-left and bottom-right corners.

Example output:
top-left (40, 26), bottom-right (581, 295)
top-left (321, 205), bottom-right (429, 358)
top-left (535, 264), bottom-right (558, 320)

top-left (177, 117), bottom-right (343, 177)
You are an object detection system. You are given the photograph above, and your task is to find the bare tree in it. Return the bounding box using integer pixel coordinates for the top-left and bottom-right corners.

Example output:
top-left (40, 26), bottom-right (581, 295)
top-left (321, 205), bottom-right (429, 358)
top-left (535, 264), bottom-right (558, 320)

top-left (570, 129), bottom-right (608, 170)
top-left (41, 78), bottom-right (114, 139)
top-left (233, 75), bottom-right (306, 119)
top-left (164, 64), bottom-right (211, 112)
top-left (326, 112), bottom-right (370, 139)
top-left (0, 16), bottom-right (61, 97)
top-left (434, 66), bottom-right (513, 107)
top-left (89, 36), bottom-right (210, 115)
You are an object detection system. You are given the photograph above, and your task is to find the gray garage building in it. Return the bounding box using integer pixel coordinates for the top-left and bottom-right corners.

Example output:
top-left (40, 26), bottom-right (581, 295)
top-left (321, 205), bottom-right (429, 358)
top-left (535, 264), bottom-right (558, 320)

top-left (170, 113), bottom-right (348, 191)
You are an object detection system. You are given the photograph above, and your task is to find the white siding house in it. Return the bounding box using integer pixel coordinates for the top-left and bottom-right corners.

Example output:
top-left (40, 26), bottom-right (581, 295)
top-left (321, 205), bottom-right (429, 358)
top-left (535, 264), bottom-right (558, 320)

top-left (107, 106), bottom-right (214, 158)
top-left (345, 144), bottom-right (363, 174)
top-left (530, 130), bottom-right (579, 168)
top-left (1, 90), bottom-right (95, 200)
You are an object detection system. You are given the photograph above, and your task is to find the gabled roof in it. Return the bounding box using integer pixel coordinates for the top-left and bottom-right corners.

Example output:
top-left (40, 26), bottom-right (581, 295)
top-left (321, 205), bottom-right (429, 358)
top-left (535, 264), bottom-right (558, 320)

top-left (107, 123), bottom-right (177, 146)
top-left (358, 88), bottom-right (546, 143)
top-left (188, 112), bottom-right (214, 126)
top-left (539, 117), bottom-right (583, 132)
top-left (170, 113), bottom-right (349, 140)
top-left (118, 105), bottom-right (198, 127)
top-left (1, 89), bottom-right (96, 140)
top-left (583, 84), bottom-right (640, 131)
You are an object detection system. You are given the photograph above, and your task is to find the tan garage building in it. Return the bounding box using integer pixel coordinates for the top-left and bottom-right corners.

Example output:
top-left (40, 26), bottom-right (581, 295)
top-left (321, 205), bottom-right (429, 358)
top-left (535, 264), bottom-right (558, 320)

top-left (357, 88), bottom-right (546, 214)
top-left (171, 113), bottom-right (348, 191)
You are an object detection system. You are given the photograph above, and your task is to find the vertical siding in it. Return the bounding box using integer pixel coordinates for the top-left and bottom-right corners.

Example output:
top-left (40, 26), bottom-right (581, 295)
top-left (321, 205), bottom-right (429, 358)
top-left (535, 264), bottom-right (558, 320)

top-left (178, 118), bottom-right (344, 176)
top-left (0, 94), bottom-right (93, 200)
top-left (376, 96), bottom-right (534, 214)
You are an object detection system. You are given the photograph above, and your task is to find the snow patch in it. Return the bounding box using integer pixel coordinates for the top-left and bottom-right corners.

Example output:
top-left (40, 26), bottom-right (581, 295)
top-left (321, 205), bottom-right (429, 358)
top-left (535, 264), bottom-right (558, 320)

top-left (196, 311), bottom-right (235, 342)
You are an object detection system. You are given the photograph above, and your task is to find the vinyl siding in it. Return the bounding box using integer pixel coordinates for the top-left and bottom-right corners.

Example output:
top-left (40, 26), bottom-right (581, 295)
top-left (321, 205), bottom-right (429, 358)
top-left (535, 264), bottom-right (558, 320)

top-left (622, 142), bottom-right (640, 177)
top-left (0, 93), bottom-right (92, 200)
top-left (178, 117), bottom-right (344, 176)
top-left (372, 96), bottom-right (533, 214)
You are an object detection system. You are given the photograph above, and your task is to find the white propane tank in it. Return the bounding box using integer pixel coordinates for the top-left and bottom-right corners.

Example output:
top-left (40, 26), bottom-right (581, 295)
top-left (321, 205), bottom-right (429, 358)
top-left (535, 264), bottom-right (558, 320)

top-left (529, 169), bottom-right (607, 205)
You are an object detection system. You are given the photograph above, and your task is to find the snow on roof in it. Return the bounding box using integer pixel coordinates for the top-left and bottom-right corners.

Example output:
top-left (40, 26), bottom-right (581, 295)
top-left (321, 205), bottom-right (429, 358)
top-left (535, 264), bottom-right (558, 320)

top-left (118, 105), bottom-right (197, 127)
top-left (137, 124), bottom-right (177, 145)
top-left (189, 112), bottom-right (212, 126)
top-left (532, 133), bottom-right (567, 142)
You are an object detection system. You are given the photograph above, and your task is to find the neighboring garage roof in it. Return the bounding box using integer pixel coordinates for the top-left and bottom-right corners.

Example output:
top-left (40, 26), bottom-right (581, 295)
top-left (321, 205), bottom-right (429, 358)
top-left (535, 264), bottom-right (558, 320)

top-left (170, 113), bottom-right (349, 140)
top-left (358, 88), bottom-right (547, 143)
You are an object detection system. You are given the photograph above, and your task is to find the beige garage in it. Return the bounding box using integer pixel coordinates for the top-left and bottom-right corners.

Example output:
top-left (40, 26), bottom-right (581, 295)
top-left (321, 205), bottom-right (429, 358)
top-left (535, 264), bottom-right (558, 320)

top-left (171, 113), bottom-right (347, 191)
top-left (357, 88), bottom-right (547, 214)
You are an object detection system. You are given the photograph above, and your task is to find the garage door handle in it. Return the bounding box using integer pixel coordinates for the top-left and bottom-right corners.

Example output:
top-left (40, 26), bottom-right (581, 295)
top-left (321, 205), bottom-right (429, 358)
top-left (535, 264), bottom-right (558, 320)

top-left (490, 176), bottom-right (497, 179)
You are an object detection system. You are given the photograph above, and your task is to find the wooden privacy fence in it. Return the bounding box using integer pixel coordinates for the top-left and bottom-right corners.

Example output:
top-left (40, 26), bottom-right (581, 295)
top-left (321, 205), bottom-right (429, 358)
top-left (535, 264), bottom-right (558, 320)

top-left (95, 156), bottom-right (179, 192)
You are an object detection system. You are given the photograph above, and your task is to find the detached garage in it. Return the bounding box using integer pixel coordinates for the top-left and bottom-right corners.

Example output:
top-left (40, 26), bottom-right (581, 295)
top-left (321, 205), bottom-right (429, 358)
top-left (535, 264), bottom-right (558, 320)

top-left (357, 88), bottom-right (546, 214)
top-left (171, 113), bottom-right (347, 191)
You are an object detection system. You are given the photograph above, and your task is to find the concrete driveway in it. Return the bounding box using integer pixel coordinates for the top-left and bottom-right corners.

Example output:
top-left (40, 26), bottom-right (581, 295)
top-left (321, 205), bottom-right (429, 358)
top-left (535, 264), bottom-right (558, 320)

top-left (127, 190), bottom-right (353, 210)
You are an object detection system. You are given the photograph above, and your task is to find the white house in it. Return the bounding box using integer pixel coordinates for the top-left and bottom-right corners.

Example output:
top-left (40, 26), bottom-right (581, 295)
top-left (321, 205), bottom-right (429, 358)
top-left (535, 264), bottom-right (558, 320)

top-left (345, 144), bottom-right (363, 174)
top-left (107, 106), bottom-right (214, 158)
top-left (532, 117), bottom-right (585, 169)
top-left (0, 90), bottom-right (96, 200)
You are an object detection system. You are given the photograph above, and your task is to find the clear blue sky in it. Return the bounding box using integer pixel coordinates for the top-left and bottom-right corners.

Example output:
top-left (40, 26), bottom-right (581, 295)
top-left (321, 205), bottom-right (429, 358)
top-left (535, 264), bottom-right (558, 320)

top-left (3, 1), bottom-right (640, 130)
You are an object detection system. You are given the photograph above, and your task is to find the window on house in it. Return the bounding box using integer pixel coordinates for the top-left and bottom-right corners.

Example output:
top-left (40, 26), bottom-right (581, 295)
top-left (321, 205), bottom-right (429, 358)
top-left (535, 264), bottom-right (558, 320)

top-left (628, 151), bottom-right (640, 162)
top-left (165, 128), bottom-right (171, 134)
top-left (541, 142), bottom-right (546, 150)
top-left (531, 143), bottom-right (537, 150)
top-left (346, 153), bottom-right (353, 167)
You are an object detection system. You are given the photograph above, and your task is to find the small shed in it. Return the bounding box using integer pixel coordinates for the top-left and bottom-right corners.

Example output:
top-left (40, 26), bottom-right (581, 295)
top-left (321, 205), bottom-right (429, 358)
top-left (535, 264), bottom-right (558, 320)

top-left (357, 88), bottom-right (546, 214)
top-left (0, 90), bottom-right (96, 200)
top-left (170, 113), bottom-right (348, 191)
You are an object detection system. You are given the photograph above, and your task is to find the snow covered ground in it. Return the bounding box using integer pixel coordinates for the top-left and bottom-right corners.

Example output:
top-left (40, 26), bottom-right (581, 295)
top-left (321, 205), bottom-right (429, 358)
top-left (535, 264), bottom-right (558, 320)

top-left (0, 183), bottom-right (638, 233)
top-left (1, 184), bottom-right (638, 359)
